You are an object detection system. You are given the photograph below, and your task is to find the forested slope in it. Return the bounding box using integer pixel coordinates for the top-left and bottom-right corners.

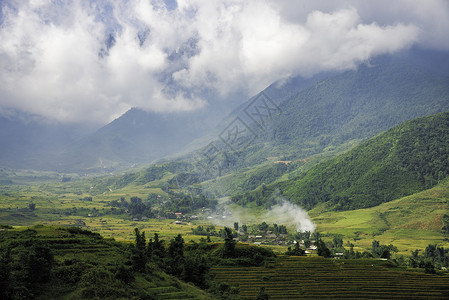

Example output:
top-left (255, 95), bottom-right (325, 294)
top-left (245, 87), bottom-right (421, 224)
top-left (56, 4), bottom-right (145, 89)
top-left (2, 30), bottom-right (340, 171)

top-left (233, 111), bottom-right (449, 210)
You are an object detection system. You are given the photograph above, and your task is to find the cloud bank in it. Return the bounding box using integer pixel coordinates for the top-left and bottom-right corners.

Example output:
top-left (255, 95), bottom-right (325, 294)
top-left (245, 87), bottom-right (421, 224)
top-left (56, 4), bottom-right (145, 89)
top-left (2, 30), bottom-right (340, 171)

top-left (0, 0), bottom-right (446, 124)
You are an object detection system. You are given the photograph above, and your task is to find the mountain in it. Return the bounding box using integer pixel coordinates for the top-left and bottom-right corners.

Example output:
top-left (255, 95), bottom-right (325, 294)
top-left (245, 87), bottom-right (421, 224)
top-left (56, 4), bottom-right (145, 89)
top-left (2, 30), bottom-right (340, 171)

top-left (236, 111), bottom-right (449, 211)
top-left (0, 113), bottom-right (94, 170)
top-left (81, 48), bottom-right (449, 198)
top-left (172, 48), bottom-right (448, 197)
top-left (0, 70), bottom-right (330, 173)
top-left (219, 48), bottom-right (449, 168)
top-left (65, 72), bottom-right (330, 172)
top-left (51, 108), bottom-right (216, 172)
top-left (2, 49), bottom-right (448, 175)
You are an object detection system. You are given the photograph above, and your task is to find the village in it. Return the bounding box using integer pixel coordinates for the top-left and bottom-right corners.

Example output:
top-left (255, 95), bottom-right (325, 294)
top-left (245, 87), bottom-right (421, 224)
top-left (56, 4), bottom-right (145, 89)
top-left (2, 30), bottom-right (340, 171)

top-left (168, 209), bottom-right (319, 252)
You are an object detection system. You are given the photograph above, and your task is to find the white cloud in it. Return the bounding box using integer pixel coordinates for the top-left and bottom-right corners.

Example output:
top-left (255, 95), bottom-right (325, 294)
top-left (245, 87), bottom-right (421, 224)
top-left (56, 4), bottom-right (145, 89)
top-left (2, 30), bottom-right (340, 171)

top-left (0, 0), bottom-right (442, 124)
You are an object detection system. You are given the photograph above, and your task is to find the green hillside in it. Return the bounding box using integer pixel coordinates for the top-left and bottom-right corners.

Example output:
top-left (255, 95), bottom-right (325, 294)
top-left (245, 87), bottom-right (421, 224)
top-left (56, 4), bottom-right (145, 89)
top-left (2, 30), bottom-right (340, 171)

top-left (312, 177), bottom-right (449, 254)
top-left (165, 52), bottom-right (449, 200)
top-left (45, 51), bottom-right (449, 199)
top-left (235, 111), bottom-right (449, 211)
top-left (0, 226), bottom-right (213, 299)
top-left (218, 53), bottom-right (449, 174)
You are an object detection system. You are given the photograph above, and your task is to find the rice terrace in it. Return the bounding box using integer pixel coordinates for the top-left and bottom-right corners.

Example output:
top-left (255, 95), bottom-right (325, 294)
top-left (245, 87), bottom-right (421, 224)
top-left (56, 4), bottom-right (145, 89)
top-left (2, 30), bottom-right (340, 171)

top-left (212, 256), bottom-right (449, 299)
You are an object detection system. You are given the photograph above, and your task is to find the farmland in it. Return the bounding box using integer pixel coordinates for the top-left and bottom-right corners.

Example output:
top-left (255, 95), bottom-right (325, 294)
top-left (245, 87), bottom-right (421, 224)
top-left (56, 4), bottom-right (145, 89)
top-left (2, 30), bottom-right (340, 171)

top-left (310, 178), bottom-right (449, 254)
top-left (212, 256), bottom-right (449, 299)
top-left (2, 171), bottom-right (449, 254)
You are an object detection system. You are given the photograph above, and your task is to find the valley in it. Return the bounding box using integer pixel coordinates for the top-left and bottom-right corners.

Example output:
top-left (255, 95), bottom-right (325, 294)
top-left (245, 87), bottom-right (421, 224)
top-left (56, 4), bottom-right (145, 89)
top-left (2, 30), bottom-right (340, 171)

top-left (2, 46), bottom-right (449, 298)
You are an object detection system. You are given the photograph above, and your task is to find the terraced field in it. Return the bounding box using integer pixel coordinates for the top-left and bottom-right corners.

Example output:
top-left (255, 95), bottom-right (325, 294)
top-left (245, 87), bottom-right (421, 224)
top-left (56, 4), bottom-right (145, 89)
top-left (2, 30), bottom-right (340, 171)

top-left (0, 226), bottom-right (213, 299)
top-left (211, 256), bottom-right (449, 299)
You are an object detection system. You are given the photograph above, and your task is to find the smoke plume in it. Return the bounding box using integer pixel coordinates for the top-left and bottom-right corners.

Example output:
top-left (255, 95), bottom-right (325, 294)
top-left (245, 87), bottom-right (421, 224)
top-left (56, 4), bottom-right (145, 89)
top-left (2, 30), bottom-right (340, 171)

top-left (208, 196), bottom-right (316, 233)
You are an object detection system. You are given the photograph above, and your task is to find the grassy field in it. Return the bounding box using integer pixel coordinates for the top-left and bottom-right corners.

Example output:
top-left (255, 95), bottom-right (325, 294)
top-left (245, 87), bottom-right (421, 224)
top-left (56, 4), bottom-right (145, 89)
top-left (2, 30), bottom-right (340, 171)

top-left (311, 179), bottom-right (449, 254)
top-left (212, 256), bottom-right (449, 299)
top-left (0, 177), bottom-right (225, 243)
top-left (2, 170), bottom-right (449, 255)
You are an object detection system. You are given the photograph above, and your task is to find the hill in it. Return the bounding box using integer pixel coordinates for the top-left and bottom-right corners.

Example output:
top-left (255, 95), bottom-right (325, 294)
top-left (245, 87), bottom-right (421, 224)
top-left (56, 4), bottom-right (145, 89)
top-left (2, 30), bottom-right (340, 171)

top-left (0, 113), bottom-right (93, 170)
top-left (0, 225), bottom-right (213, 299)
top-left (312, 177), bottom-right (449, 254)
top-left (1, 49), bottom-right (448, 175)
top-left (53, 108), bottom-right (214, 172)
top-left (3, 225), bottom-right (449, 299)
top-left (57, 49), bottom-right (449, 200)
top-left (172, 49), bottom-right (449, 200)
top-left (216, 49), bottom-right (449, 172)
top-left (237, 111), bottom-right (449, 211)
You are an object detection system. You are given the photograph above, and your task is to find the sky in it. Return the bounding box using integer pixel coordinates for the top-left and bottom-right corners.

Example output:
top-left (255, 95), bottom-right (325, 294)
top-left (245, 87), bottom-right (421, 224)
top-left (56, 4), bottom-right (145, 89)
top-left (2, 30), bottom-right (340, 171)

top-left (0, 0), bottom-right (448, 125)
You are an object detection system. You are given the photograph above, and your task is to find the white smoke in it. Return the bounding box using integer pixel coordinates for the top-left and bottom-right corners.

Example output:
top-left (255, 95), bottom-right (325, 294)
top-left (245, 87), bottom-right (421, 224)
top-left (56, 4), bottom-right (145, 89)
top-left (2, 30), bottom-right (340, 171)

top-left (208, 196), bottom-right (316, 233)
top-left (269, 197), bottom-right (316, 232)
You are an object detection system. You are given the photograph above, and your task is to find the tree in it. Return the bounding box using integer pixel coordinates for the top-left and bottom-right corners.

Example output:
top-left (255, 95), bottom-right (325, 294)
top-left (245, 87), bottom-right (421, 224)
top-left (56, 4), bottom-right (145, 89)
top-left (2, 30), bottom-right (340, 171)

top-left (0, 247), bottom-right (12, 299)
top-left (151, 233), bottom-right (165, 261)
top-left (304, 239), bottom-right (311, 248)
top-left (132, 228), bottom-right (147, 272)
top-left (147, 238), bottom-right (153, 259)
top-left (442, 214), bottom-right (449, 234)
top-left (316, 239), bottom-right (331, 258)
top-left (28, 203), bottom-right (36, 211)
top-left (286, 242), bottom-right (305, 256)
top-left (168, 234), bottom-right (185, 277)
top-left (25, 243), bottom-right (54, 285)
top-left (371, 240), bottom-right (397, 259)
top-left (256, 287), bottom-right (269, 300)
top-left (258, 222), bottom-right (269, 232)
top-left (332, 237), bottom-right (343, 248)
top-left (223, 227), bottom-right (236, 258)
top-left (234, 222), bottom-right (239, 231)
top-left (114, 264), bottom-right (134, 284)
top-left (184, 253), bottom-right (209, 288)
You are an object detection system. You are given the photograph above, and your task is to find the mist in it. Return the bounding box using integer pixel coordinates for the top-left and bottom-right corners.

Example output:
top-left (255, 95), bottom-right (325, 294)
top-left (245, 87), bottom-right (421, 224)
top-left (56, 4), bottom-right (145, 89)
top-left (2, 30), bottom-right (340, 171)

top-left (1, 0), bottom-right (441, 124)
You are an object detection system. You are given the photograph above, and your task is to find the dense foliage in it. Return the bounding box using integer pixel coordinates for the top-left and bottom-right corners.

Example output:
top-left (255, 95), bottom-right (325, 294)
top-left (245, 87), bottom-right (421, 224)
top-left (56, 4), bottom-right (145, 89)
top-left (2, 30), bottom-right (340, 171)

top-left (107, 192), bottom-right (217, 219)
top-left (0, 225), bottom-right (277, 299)
top-left (205, 55), bottom-right (449, 185)
top-left (234, 112), bottom-right (449, 210)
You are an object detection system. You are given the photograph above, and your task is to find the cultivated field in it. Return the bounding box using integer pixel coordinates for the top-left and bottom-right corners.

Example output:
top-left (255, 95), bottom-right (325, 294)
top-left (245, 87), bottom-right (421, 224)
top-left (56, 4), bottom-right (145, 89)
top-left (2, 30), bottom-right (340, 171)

top-left (212, 256), bottom-right (449, 299)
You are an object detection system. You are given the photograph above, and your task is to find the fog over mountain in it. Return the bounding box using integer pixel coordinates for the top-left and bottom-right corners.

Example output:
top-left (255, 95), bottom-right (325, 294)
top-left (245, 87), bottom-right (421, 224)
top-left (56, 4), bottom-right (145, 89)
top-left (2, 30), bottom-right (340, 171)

top-left (1, 0), bottom-right (448, 124)
top-left (0, 1), bottom-right (448, 171)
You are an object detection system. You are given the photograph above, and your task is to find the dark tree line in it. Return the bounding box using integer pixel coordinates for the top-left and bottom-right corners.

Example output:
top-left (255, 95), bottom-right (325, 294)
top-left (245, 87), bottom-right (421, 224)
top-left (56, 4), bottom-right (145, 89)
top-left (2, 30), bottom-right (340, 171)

top-left (132, 228), bottom-right (210, 288)
top-left (0, 236), bottom-right (54, 299)
top-left (109, 193), bottom-right (217, 219)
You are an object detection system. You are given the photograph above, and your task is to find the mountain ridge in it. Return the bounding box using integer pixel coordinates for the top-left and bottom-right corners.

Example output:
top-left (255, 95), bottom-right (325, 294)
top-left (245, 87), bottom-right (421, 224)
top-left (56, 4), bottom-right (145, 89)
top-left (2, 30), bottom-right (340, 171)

top-left (234, 111), bottom-right (449, 211)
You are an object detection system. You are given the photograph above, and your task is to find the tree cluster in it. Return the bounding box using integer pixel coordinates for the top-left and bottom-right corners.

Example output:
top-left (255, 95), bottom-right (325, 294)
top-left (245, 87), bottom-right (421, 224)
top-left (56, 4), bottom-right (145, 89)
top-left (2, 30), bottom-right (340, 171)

top-left (132, 229), bottom-right (210, 288)
top-left (0, 233), bottom-right (54, 299)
